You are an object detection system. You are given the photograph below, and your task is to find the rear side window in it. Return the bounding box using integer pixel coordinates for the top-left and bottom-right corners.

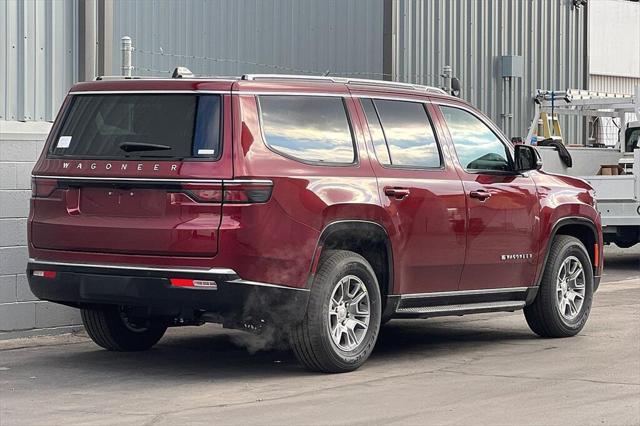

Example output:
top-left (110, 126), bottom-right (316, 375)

top-left (440, 106), bottom-right (511, 172)
top-left (362, 99), bottom-right (441, 168)
top-left (49, 94), bottom-right (221, 160)
top-left (258, 96), bottom-right (355, 164)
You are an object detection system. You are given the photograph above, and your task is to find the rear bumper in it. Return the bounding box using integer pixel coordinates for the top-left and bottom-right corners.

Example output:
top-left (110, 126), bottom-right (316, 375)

top-left (27, 259), bottom-right (309, 325)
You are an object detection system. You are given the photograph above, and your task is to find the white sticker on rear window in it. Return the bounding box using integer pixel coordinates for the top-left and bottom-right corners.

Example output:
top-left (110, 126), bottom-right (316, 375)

top-left (197, 149), bottom-right (215, 155)
top-left (56, 136), bottom-right (72, 148)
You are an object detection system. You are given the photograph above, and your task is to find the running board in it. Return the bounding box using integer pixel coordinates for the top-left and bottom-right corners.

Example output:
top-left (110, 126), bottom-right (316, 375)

top-left (394, 300), bottom-right (526, 318)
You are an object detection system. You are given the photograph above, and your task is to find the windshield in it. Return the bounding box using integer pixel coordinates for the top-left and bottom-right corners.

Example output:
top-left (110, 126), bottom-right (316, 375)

top-left (49, 94), bottom-right (221, 160)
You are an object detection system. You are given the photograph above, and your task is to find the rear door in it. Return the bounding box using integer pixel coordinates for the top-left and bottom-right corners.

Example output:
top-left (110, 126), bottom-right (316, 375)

top-left (356, 95), bottom-right (467, 294)
top-left (434, 102), bottom-right (540, 290)
top-left (31, 90), bottom-right (232, 258)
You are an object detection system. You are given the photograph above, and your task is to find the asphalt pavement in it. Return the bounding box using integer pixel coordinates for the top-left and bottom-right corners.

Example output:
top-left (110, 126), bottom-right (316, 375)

top-left (0, 246), bottom-right (638, 425)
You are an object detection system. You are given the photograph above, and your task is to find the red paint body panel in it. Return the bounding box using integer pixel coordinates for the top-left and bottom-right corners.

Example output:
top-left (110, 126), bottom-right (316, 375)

top-left (456, 173), bottom-right (540, 290)
top-left (28, 78), bottom-right (603, 297)
top-left (350, 95), bottom-right (467, 294)
top-left (532, 171), bottom-right (603, 280)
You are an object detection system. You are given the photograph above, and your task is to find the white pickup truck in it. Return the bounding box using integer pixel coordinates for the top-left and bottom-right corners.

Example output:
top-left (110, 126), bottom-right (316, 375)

top-left (528, 89), bottom-right (640, 249)
top-left (538, 124), bottom-right (639, 248)
top-left (584, 148), bottom-right (639, 248)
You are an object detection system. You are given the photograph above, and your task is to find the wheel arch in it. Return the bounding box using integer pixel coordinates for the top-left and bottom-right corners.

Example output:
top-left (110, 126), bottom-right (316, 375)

top-left (309, 220), bottom-right (394, 298)
top-left (537, 216), bottom-right (600, 288)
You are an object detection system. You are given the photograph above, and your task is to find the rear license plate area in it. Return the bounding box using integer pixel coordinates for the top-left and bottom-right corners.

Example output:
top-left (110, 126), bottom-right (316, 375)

top-left (80, 187), bottom-right (166, 217)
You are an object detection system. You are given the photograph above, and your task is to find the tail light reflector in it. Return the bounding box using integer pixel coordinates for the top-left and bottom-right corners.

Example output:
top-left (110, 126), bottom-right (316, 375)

top-left (170, 278), bottom-right (217, 289)
top-left (33, 270), bottom-right (57, 279)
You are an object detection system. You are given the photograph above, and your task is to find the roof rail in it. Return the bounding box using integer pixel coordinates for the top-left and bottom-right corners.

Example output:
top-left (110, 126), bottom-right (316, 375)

top-left (241, 74), bottom-right (448, 95)
top-left (95, 75), bottom-right (167, 81)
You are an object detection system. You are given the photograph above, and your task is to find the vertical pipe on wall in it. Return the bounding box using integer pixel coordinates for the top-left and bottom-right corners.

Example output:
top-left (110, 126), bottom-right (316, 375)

top-left (120, 36), bottom-right (132, 77)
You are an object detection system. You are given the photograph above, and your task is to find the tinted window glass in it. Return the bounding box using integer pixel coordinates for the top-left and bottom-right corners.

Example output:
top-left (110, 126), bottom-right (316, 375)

top-left (361, 99), bottom-right (391, 165)
top-left (50, 94), bottom-right (221, 159)
top-left (440, 106), bottom-right (511, 172)
top-left (259, 96), bottom-right (355, 164)
top-left (374, 100), bottom-right (441, 168)
top-left (626, 128), bottom-right (639, 153)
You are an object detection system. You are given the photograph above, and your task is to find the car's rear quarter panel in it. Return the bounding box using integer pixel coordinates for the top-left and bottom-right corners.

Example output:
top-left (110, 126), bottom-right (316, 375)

top-left (225, 87), bottom-right (386, 288)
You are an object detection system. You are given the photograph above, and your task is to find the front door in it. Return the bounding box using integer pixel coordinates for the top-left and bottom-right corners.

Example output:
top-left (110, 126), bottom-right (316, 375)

top-left (355, 96), bottom-right (467, 294)
top-left (436, 104), bottom-right (540, 290)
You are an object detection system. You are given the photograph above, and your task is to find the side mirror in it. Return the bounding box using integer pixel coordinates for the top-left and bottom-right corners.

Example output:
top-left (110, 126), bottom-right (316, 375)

top-left (514, 145), bottom-right (542, 172)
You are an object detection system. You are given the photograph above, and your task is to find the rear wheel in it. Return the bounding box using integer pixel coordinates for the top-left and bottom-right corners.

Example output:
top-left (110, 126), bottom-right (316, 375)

top-left (290, 250), bottom-right (382, 373)
top-left (524, 236), bottom-right (594, 337)
top-left (81, 306), bottom-right (167, 351)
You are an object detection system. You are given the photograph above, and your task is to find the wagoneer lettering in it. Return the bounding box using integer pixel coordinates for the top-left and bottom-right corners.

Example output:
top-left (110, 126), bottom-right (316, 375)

top-left (27, 74), bottom-right (603, 373)
top-left (55, 161), bottom-right (180, 173)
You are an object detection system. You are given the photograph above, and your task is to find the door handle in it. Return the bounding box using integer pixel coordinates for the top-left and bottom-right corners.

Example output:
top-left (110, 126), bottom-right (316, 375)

top-left (384, 187), bottom-right (411, 200)
top-left (469, 189), bottom-right (492, 201)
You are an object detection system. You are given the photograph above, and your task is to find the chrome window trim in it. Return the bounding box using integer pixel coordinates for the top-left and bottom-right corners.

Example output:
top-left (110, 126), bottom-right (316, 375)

top-left (237, 91), bottom-right (347, 97)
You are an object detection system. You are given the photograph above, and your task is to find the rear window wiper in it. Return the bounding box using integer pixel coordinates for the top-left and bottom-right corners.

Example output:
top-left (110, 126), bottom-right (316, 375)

top-left (119, 142), bottom-right (172, 152)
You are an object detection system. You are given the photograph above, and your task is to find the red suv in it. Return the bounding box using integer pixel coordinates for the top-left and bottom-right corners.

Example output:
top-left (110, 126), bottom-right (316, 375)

top-left (28, 74), bottom-right (603, 372)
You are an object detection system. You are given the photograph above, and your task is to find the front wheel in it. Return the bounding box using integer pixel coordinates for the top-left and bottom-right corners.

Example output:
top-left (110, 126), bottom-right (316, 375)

top-left (524, 236), bottom-right (594, 337)
top-left (290, 250), bottom-right (382, 373)
top-left (81, 306), bottom-right (167, 351)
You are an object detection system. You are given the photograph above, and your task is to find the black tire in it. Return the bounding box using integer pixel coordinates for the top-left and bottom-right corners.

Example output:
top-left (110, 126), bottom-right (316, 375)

top-left (81, 306), bottom-right (167, 351)
top-left (290, 250), bottom-right (382, 373)
top-left (524, 236), bottom-right (594, 338)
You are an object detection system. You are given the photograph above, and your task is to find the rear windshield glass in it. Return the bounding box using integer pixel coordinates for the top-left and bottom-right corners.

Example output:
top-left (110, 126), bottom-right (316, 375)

top-left (49, 94), bottom-right (221, 160)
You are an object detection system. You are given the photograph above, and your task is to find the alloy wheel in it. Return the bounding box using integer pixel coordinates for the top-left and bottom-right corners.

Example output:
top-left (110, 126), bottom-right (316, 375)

top-left (556, 256), bottom-right (586, 321)
top-left (327, 275), bottom-right (371, 351)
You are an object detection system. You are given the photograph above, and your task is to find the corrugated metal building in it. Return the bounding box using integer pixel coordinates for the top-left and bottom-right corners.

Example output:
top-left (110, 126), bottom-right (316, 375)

top-left (391, 0), bottom-right (587, 140)
top-left (587, 0), bottom-right (640, 93)
top-left (1, 0), bottom-right (638, 335)
top-left (113, 0), bottom-right (384, 79)
top-left (0, 0), bottom-right (78, 122)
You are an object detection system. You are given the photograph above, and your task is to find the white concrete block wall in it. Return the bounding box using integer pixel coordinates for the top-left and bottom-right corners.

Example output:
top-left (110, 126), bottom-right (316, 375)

top-left (0, 121), bottom-right (81, 336)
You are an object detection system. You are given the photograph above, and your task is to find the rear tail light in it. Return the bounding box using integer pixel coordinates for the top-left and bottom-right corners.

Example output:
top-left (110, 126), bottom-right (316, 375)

top-left (170, 278), bottom-right (217, 289)
top-left (180, 180), bottom-right (272, 204)
top-left (180, 183), bottom-right (224, 203)
top-left (31, 177), bottom-right (57, 198)
top-left (33, 270), bottom-right (57, 279)
top-left (222, 181), bottom-right (273, 203)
